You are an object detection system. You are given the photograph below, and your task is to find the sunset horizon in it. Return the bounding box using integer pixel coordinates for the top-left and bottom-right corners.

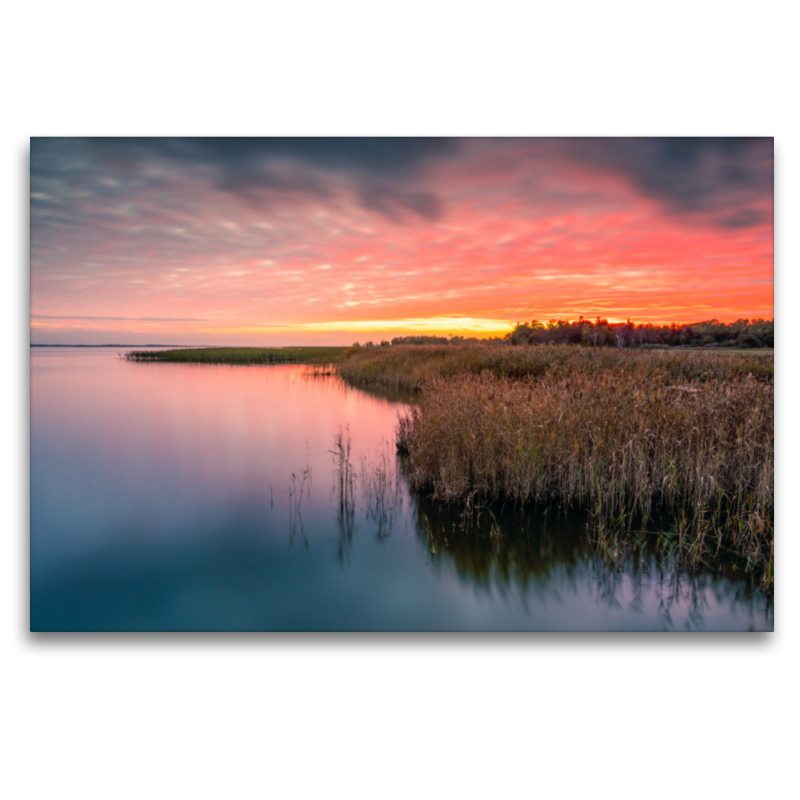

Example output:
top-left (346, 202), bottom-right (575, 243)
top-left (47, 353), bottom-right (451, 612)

top-left (31, 137), bottom-right (773, 346)
top-left (28, 311), bottom-right (776, 348)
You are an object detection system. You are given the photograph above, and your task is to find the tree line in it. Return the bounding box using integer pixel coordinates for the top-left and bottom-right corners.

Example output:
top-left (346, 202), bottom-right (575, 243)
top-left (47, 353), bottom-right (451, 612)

top-left (352, 318), bottom-right (774, 349)
top-left (353, 335), bottom-right (483, 347)
top-left (505, 317), bottom-right (773, 348)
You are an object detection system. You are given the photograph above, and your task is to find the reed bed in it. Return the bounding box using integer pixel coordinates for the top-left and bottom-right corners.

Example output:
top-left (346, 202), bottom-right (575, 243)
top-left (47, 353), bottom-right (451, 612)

top-left (125, 346), bottom-right (350, 365)
top-left (337, 343), bottom-right (773, 392)
top-left (396, 352), bottom-right (773, 584)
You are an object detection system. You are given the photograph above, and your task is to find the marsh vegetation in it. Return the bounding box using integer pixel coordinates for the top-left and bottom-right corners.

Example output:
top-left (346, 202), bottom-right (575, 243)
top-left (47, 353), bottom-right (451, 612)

top-left (125, 346), bottom-right (349, 365)
top-left (34, 347), bottom-right (772, 630)
top-left (376, 346), bottom-right (773, 586)
top-left (126, 341), bottom-right (775, 588)
top-left (339, 342), bottom-right (773, 392)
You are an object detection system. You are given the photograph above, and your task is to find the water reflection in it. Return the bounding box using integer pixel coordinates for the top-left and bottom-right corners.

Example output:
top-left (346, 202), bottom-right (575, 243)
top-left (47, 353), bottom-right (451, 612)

top-left (30, 349), bottom-right (773, 631)
top-left (413, 496), bottom-right (588, 587)
top-left (409, 491), bottom-right (772, 631)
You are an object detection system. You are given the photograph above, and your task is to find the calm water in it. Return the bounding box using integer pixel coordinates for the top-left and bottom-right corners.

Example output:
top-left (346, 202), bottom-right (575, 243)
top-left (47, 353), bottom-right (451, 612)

top-left (30, 348), bottom-right (773, 631)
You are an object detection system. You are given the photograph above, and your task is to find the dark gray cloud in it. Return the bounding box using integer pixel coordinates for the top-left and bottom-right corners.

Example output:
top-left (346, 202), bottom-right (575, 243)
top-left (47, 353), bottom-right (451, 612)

top-left (127, 136), bottom-right (456, 177)
top-left (30, 137), bottom-right (773, 231)
top-left (557, 137), bottom-right (773, 228)
top-left (31, 137), bottom-right (458, 223)
top-left (358, 183), bottom-right (442, 222)
top-left (718, 209), bottom-right (768, 229)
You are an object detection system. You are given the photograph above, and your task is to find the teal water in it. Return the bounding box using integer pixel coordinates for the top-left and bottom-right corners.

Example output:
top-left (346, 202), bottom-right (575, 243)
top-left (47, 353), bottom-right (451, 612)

top-left (30, 348), bottom-right (773, 631)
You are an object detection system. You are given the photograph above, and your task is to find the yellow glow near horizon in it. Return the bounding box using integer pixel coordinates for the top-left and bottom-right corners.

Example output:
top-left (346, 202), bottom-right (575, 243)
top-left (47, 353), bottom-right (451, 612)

top-left (201, 317), bottom-right (516, 338)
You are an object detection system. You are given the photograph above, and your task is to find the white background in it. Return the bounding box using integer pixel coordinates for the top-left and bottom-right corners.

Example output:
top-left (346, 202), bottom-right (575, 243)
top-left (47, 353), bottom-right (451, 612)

top-left (2, 2), bottom-right (796, 798)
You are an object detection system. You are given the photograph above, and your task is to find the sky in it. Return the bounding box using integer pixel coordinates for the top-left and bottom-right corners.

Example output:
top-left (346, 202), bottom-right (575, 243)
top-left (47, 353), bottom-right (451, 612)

top-left (30, 137), bottom-right (774, 345)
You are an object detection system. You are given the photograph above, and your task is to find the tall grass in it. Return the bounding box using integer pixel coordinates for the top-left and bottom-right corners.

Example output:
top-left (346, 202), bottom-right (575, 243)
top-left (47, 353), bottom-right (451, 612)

top-left (126, 346), bottom-right (351, 365)
top-left (337, 343), bottom-right (773, 392)
top-left (395, 350), bottom-right (773, 584)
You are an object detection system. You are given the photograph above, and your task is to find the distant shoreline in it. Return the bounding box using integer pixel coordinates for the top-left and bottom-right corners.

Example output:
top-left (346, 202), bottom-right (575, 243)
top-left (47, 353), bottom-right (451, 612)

top-left (30, 344), bottom-right (210, 348)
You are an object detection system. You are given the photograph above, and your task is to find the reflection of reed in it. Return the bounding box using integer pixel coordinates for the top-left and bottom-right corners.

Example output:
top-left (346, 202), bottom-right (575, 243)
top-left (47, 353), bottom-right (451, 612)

top-left (286, 450), bottom-right (312, 548)
top-left (587, 535), bottom-right (771, 629)
top-left (303, 364), bottom-right (336, 378)
top-left (336, 504), bottom-right (355, 565)
top-left (412, 493), bottom-right (589, 592)
top-left (410, 487), bottom-right (771, 630)
top-left (360, 441), bottom-right (404, 540)
top-left (288, 505), bottom-right (308, 549)
top-left (330, 425), bottom-right (356, 514)
top-left (329, 426), bottom-right (356, 563)
top-left (333, 438), bottom-right (407, 559)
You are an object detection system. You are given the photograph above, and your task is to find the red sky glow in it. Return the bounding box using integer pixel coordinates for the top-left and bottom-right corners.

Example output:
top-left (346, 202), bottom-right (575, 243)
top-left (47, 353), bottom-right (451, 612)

top-left (30, 138), bottom-right (773, 345)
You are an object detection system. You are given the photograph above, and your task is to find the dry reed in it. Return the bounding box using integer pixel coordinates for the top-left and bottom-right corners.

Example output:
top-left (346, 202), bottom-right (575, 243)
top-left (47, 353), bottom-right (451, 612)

top-left (396, 351), bottom-right (773, 584)
top-left (338, 343), bottom-right (773, 392)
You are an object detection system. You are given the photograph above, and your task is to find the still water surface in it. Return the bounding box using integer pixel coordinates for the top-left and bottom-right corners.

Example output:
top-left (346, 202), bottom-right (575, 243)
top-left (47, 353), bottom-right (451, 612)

top-left (31, 348), bottom-right (773, 631)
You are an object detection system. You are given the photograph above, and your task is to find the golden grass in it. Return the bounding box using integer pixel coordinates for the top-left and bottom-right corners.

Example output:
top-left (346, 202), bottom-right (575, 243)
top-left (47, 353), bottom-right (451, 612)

top-left (338, 343), bottom-right (773, 391)
top-left (389, 347), bottom-right (773, 584)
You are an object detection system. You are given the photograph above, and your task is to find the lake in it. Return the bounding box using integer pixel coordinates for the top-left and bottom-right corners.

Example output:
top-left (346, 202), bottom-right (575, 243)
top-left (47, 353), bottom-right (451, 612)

top-left (30, 347), bottom-right (773, 631)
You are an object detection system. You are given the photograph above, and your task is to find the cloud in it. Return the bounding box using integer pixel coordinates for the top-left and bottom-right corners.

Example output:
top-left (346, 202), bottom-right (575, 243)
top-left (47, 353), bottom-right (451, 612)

top-left (557, 137), bottom-right (773, 228)
top-left (32, 137), bottom-right (457, 223)
top-left (31, 137), bottom-right (773, 231)
top-left (32, 315), bottom-right (210, 322)
top-left (358, 184), bottom-right (442, 222)
top-left (718, 209), bottom-right (768, 229)
top-left (29, 137), bottom-right (773, 342)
